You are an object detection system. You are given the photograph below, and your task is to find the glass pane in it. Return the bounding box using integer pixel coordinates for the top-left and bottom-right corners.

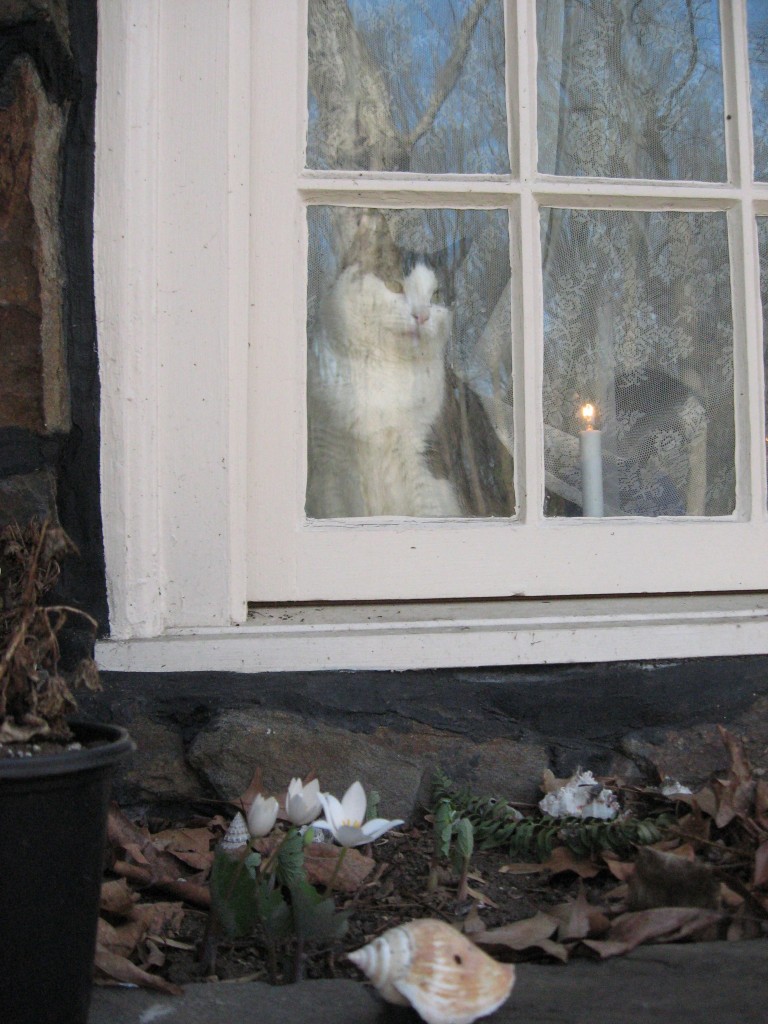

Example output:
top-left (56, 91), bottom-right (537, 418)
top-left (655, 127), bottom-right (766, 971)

top-left (749, 0), bottom-right (768, 181)
top-left (307, 0), bottom-right (510, 174)
top-left (541, 209), bottom-right (735, 517)
top-left (537, 0), bottom-right (726, 181)
top-left (758, 218), bottom-right (768, 497)
top-left (306, 206), bottom-right (515, 518)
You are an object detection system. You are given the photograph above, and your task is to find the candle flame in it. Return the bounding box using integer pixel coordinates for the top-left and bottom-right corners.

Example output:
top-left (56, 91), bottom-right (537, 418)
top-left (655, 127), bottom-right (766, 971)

top-left (580, 403), bottom-right (596, 429)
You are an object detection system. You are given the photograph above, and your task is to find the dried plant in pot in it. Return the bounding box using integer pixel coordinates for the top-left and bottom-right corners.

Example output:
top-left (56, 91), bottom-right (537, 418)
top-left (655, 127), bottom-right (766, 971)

top-left (0, 519), bottom-right (134, 1024)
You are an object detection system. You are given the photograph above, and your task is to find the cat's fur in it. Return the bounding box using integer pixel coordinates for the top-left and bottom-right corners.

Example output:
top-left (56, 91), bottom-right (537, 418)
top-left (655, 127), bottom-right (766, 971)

top-left (307, 212), bottom-right (515, 518)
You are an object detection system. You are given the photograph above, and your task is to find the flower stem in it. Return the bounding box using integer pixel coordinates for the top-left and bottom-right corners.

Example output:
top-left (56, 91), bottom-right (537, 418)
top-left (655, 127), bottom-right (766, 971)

top-left (326, 845), bottom-right (348, 893)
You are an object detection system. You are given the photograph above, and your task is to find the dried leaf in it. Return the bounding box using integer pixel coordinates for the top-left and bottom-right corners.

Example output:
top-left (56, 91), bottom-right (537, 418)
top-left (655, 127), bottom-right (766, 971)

top-left (94, 945), bottom-right (183, 996)
top-left (755, 779), bottom-right (768, 829)
top-left (100, 878), bottom-right (137, 916)
top-left (628, 846), bottom-right (719, 911)
top-left (130, 901), bottom-right (185, 937)
top-left (604, 906), bottom-right (722, 954)
top-left (465, 884), bottom-right (498, 909)
top-left (151, 827), bottom-right (215, 871)
top-left (601, 851), bottom-right (636, 883)
top-left (542, 846), bottom-right (601, 878)
top-left (236, 767), bottom-right (266, 814)
top-left (96, 917), bottom-right (147, 958)
top-left (474, 911), bottom-right (569, 962)
top-left (303, 843), bottom-right (375, 892)
top-left (499, 862), bottom-right (546, 875)
top-left (107, 806), bottom-right (211, 907)
top-left (549, 888), bottom-right (593, 942)
top-left (753, 840), bottom-right (768, 889)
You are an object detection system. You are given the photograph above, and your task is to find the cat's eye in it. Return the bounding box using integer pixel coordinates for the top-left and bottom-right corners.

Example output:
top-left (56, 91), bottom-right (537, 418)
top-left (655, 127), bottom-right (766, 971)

top-left (388, 281), bottom-right (404, 294)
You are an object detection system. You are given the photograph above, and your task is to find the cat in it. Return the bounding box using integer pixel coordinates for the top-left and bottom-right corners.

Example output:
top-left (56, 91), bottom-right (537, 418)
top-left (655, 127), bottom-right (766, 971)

top-left (306, 211), bottom-right (515, 519)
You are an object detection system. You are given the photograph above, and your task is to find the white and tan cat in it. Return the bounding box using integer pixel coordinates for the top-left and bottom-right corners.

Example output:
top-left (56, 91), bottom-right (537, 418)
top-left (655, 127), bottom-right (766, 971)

top-left (307, 212), bottom-right (462, 518)
top-left (307, 211), bottom-right (516, 519)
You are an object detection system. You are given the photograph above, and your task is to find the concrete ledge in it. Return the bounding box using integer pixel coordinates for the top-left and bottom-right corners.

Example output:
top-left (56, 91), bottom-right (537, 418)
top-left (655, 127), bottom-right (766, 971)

top-left (88, 941), bottom-right (768, 1024)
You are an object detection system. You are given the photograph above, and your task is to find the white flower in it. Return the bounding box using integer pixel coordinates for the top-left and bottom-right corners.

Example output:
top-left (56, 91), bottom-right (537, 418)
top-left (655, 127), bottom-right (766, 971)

top-left (285, 777), bottom-right (322, 826)
top-left (538, 770), bottom-right (619, 821)
top-left (246, 793), bottom-right (279, 837)
top-left (313, 781), bottom-right (403, 848)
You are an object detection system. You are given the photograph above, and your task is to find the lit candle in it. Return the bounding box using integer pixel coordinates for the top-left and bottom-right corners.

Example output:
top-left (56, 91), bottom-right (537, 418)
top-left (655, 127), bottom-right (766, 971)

top-left (579, 403), bottom-right (604, 517)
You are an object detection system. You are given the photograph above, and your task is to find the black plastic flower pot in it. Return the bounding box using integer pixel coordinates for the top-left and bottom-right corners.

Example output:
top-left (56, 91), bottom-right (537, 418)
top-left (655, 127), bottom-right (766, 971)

top-left (0, 721), bottom-right (134, 1024)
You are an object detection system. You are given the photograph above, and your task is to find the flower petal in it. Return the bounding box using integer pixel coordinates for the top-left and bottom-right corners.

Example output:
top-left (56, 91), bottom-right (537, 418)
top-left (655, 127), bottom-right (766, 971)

top-left (361, 817), bottom-right (404, 841)
top-left (340, 781), bottom-right (367, 825)
top-left (318, 792), bottom-right (344, 832)
top-left (334, 824), bottom-right (371, 847)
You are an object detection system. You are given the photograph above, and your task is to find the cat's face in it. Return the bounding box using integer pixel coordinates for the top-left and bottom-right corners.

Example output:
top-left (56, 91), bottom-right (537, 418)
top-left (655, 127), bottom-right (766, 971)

top-left (328, 261), bottom-right (451, 356)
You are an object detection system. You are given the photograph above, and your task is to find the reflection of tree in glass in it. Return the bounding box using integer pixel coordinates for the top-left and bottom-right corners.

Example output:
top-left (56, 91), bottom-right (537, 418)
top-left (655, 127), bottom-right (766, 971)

top-left (307, 0), bottom-right (738, 519)
top-left (748, 0), bottom-right (768, 181)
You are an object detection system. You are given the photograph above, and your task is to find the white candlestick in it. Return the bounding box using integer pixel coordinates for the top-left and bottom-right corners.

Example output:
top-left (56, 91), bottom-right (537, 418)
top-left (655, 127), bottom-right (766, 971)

top-left (579, 404), bottom-right (604, 517)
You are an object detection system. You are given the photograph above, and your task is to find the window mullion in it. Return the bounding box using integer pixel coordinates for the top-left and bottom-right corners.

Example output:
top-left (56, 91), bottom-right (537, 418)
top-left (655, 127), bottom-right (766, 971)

top-left (514, 0), bottom-right (544, 523)
top-left (723, 0), bottom-right (767, 520)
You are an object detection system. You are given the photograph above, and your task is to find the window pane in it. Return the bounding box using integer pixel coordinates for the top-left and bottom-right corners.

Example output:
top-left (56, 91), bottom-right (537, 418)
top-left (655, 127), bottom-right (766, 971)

top-left (749, 0), bottom-right (768, 181)
top-left (541, 209), bottom-right (734, 517)
top-left (537, 0), bottom-right (726, 181)
top-left (758, 218), bottom-right (768, 496)
top-left (307, 0), bottom-right (510, 174)
top-left (306, 206), bottom-right (515, 518)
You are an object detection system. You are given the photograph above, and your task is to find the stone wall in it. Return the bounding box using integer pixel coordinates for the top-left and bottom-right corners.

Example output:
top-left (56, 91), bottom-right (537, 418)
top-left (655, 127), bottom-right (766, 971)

top-left (78, 657), bottom-right (768, 821)
top-left (0, 0), bottom-right (105, 641)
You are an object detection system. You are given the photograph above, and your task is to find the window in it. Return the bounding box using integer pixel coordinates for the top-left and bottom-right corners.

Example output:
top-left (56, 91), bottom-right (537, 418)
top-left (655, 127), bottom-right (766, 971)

top-left (248, 0), bottom-right (768, 602)
top-left (95, 1), bottom-right (768, 670)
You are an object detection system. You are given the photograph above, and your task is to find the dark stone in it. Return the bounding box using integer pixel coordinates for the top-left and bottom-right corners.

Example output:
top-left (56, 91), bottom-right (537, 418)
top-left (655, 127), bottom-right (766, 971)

top-left (0, 467), bottom-right (57, 526)
top-left (77, 657), bottom-right (768, 815)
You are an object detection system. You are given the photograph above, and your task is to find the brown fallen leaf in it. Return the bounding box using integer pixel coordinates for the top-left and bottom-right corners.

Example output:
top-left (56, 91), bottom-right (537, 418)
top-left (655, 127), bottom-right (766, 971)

top-left (627, 846), bottom-right (719, 911)
top-left (251, 834), bottom-right (375, 892)
top-left (107, 806), bottom-right (211, 908)
top-left (130, 901), bottom-right (185, 937)
top-left (542, 846), bottom-right (602, 878)
top-left (303, 843), bottom-right (375, 892)
top-left (151, 827), bottom-right (215, 871)
top-left (94, 945), bottom-right (183, 996)
top-left (473, 911), bottom-right (569, 963)
top-left (100, 878), bottom-right (137, 916)
top-left (601, 851), bottom-right (636, 883)
top-left (499, 862), bottom-right (546, 875)
top-left (97, 917), bottom-right (147, 959)
top-left (583, 906), bottom-right (722, 958)
top-left (753, 839), bottom-right (768, 889)
top-left (549, 887), bottom-right (608, 942)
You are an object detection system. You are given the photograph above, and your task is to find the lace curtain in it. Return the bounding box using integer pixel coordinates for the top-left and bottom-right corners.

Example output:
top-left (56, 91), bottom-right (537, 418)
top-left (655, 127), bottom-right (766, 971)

top-left (307, 0), bottom-right (741, 519)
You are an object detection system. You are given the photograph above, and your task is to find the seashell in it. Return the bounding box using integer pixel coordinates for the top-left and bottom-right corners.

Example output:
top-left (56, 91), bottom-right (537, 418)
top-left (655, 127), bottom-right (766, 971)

top-left (348, 918), bottom-right (515, 1024)
top-left (219, 811), bottom-right (250, 852)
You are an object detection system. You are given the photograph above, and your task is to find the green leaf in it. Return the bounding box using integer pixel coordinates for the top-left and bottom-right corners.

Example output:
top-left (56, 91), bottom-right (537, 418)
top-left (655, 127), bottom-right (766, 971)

top-left (209, 849), bottom-right (259, 939)
top-left (255, 879), bottom-right (292, 941)
top-left (289, 880), bottom-right (349, 944)
top-left (276, 828), bottom-right (306, 888)
top-left (453, 818), bottom-right (474, 860)
top-left (433, 799), bottom-right (455, 859)
top-left (365, 789), bottom-right (381, 823)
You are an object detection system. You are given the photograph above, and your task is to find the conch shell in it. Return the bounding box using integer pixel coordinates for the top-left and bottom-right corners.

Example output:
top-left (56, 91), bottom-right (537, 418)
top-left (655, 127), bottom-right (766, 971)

top-left (348, 918), bottom-right (515, 1024)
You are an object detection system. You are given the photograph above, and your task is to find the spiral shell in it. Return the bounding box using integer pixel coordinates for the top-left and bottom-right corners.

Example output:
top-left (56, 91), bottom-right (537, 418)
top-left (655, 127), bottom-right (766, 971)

top-left (348, 918), bottom-right (515, 1024)
top-left (219, 811), bottom-right (250, 852)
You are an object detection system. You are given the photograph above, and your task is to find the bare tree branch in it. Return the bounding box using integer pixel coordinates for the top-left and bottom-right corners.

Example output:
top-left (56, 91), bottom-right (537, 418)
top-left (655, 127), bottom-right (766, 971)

top-left (308, 0), bottom-right (494, 171)
top-left (308, 0), bottom-right (404, 170)
top-left (405, 0), bottom-right (493, 152)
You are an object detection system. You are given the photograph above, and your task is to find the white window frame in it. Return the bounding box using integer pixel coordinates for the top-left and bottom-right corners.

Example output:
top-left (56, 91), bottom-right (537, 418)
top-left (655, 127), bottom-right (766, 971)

top-left (94, 0), bottom-right (768, 673)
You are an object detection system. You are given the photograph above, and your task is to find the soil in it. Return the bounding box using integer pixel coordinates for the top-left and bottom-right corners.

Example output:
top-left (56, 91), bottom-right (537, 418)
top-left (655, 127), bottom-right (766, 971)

top-left (152, 823), bottom-right (605, 988)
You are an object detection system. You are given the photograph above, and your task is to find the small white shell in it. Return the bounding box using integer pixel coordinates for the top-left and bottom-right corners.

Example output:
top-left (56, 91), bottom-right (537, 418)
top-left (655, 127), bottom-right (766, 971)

top-left (348, 918), bottom-right (515, 1024)
top-left (219, 811), bottom-right (250, 852)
